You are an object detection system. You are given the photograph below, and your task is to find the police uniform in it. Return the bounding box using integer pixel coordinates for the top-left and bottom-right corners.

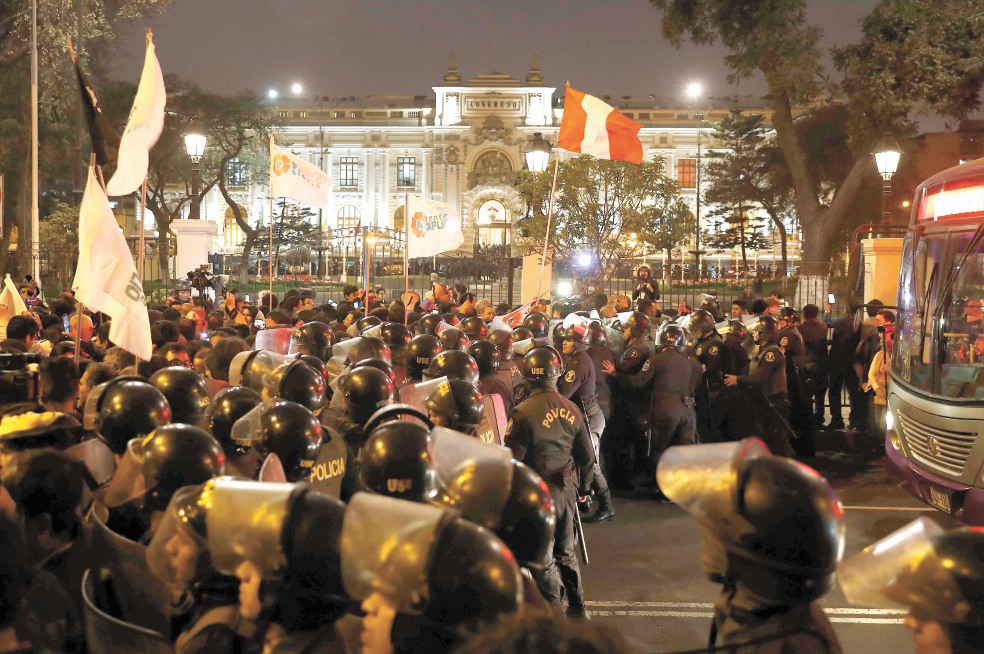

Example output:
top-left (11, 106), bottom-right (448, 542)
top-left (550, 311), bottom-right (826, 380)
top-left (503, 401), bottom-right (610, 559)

top-left (390, 348), bottom-right (408, 387)
top-left (724, 331), bottom-right (751, 374)
top-left (587, 343), bottom-right (614, 419)
top-left (504, 388), bottom-right (595, 612)
top-left (497, 357), bottom-right (523, 395)
top-left (604, 337), bottom-right (653, 488)
top-left (692, 334), bottom-right (736, 441)
top-left (309, 426), bottom-right (359, 502)
top-left (619, 346), bottom-right (698, 467)
top-left (478, 374), bottom-right (515, 413)
top-left (737, 345), bottom-right (795, 456)
top-left (558, 350), bottom-right (608, 498)
top-left (779, 325), bottom-right (815, 457)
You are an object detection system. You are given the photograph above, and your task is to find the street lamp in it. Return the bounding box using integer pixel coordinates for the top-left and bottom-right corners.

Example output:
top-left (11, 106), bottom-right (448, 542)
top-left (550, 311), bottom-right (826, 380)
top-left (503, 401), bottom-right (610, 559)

top-left (873, 135), bottom-right (901, 224)
top-left (183, 120), bottom-right (207, 220)
top-left (525, 132), bottom-right (552, 174)
top-left (686, 82), bottom-right (705, 282)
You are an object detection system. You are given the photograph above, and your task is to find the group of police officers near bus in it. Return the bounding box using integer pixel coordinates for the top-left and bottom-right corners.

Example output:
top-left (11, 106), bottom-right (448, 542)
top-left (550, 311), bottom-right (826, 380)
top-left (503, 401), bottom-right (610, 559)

top-left (0, 269), bottom-right (982, 654)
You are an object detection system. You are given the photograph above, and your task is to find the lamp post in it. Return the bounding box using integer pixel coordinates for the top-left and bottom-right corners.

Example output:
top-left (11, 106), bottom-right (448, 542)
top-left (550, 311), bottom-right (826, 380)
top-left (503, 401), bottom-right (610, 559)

top-left (686, 82), bottom-right (705, 282)
top-left (183, 120), bottom-right (207, 220)
top-left (873, 135), bottom-right (901, 224)
top-left (525, 132), bottom-right (551, 174)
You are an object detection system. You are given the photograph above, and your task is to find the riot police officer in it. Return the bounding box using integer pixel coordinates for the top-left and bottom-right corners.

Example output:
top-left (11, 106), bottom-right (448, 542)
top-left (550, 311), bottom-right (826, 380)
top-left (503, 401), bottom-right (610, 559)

top-left (415, 312), bottom-right (443, 336)
top-left (460, 316), bottom-right (488, 341)
top-left (586, 321), bottom-right (615, 421)
top-left (423, 378), bottom-right (485, 437)
top-left (558, 322), bottom-right (614, 523)
top-left (423, 349), bottom-right (480, 384)
top-left (523, 312), bottom-right (551, 345)
top-left (401, 333), bottom-right (443, 387)
top-left (148, 367), bottom-right (211, 425)
top-left (688, 309), bottom-right (736, 441)
top-left (205, 385), bottom-right (263, 478)
top-left (604, 322), bottom-right (697, 497)
top-left (658, 439), bottom-right (845, 653)
top-left (231, 398), bottom-right (322, 483)
top-left (724, 316), bottom-right (796, 456)
top-left (469, 339), bottom-right (514, 411)
top-left (724, 319), bottom-right (751, 374)
top-left (778, 306), bottom-right (815, 456)
top-left (379, 322), bottom-right (411, 382)
top-left (437, 326), bottom-right (470, 352)
top-left (488, 329), bottom-right (521, 393)
top-left (89, 377), bottom-right (172, 457)
top-left (504, 346), bottom-right (595, 617)
top-left (359, 406), bottom-right (436, 502)
top-left (327, 367), bottom-right (397, 453)
top-left (603, 311), bottom-right (653, 491)
top-left (288, 321), bottom-right (336, 362)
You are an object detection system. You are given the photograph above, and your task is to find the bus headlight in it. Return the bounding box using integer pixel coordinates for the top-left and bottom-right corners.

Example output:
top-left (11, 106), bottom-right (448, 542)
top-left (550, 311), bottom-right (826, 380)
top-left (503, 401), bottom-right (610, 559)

top-left (885, 410), bottom-right (895, 432)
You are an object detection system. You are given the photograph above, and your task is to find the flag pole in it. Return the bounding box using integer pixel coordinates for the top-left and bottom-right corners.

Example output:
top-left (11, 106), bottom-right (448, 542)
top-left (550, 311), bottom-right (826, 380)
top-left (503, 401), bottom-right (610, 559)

top-left (268, 135), bottom-right (275, 314)
top-left (30, 0), bottom-right (40, 282)
top-left (75, 153), bottom-right (99, 365)
top-left (536, 155), bottom-right (560, 299)
top-left (403, 193), bottom-right (410, 325)
top-left (138, 180), bottom-right (147, 288)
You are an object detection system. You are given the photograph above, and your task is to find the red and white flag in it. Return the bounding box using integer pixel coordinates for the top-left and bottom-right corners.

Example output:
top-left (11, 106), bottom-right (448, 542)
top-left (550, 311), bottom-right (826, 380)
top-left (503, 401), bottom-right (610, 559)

top-left (106, 34), bottom-right (166, 196)
top-left (406, 194), bottom-right (463, 259)
top-left (558, 86), bottom-right (643, 164)
top-left (73, 166), bottom-right (152, 360)
top-left (270, 137), bottom-right (330, 207)
top-left (498, 298), bottom-right (538, 329)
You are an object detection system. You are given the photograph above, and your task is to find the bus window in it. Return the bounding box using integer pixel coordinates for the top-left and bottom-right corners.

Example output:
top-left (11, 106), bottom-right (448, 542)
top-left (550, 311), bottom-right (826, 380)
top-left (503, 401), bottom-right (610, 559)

top-left (937, 232), bottom-right (984, 398)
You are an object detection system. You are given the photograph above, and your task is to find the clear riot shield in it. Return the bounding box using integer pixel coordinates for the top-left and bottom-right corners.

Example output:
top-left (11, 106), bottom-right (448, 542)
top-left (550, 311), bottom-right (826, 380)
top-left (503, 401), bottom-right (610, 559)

top-left (259, 453), bottom-right (288, 483)
top-left (254, 327), bottom-right (294, 355)
top-left (101, 439), bottom-right (146, 508)
top-left (81, 569), bottom-right (173, 654)
top-left (399, 376), bottom-right (449, 415)
top-left (428, 427), bottom-right (512, 530)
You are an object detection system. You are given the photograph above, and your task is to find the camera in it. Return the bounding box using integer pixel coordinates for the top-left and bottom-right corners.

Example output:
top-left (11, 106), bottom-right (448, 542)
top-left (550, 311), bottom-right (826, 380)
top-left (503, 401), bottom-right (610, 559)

top-left (0, 353), bottom-right (41, 405)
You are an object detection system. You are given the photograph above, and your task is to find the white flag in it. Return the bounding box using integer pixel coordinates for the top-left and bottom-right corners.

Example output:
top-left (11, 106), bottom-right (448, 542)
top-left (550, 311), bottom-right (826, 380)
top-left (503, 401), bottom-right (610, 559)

top-left (406, 194), bottom-right (463, 259)
top-left (73, 166), bottom-right (152, 360)
top-left (106, 36), bottom-right (166, 196)
top-left (0, 274), bottom-right (28, 340)
top-left (270, 138), bottom-right (330, 207)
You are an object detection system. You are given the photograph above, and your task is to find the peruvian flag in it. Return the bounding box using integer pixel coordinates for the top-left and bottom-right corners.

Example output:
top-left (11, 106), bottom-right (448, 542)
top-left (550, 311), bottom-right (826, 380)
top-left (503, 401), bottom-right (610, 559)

top-left (558, 86), bottom-right (643, 164)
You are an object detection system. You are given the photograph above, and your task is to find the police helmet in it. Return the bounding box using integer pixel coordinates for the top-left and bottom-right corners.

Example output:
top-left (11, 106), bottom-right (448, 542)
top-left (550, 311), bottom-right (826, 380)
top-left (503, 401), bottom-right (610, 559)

top-left (508, 325), bottom-right (530, 341)
top-left (280, 489), bottom-right (348, 615)
top-left (423, 350), bottom-right (480, 384)
top-left (206, 386), bottom-right (263, 457)
top-left (552, 325), bottom-right (568, 350)
top-left (351, 357), bottom-right (398, 388)
top-left (140, 424), bottom-right (225, 511)
top-left (728, 319), bottom-right (748, 340)
top-left (467, 340), bottom-right (501, 378)
top-left (289, 321), bottom-right (336, 362)
top-left (356, 316), bottom-right (383, 333)
top-left (460, 317), bottom-right (488, 341)
top-left (687, 309), bottom-right (717, 341)
top-left (588, 321), bottom-right (607, 346)
top-left (437, 327), bottom-right (470, 352)
top-left (239, 399), bottom-right (323, 482)
top-left (346, 336), bottom-right (392, 366)
top-left (416, 313), bottom-right (443, 336)
top-left (623, 311), bottom-right (652, 339)
top-left (379, 323), bottom-right (412, 350)
top-left (340, 367), bottom-right (397, 427)
top-left (521, 346), bottom-right (563, 386)
top-left (266, 360), bottom-right (326, 415)
top-left (423, 379), bottom-right (485, 434)
top-left (658, 324), bottom-right (686, 349)
top-left (95, 378), bottom-right (172, 456)
top-left (149, 367), bottom-right (210, 425)
top-left (297, 355), bottom-right (330, 386)
top-left (564, 322), bottom-right (591, 351)
top-left (360, 419), bottom-right (435, 502)
top-left (752, 315), bottom-right (781, 346)
top-left (522, 313), bottom-right (550, 339)
top-left (777, 306), bottom-right (799, 325)
top-left (405, 334), bottom-right (443, 382)
top-left (486, 330), bottom-right (514, 359)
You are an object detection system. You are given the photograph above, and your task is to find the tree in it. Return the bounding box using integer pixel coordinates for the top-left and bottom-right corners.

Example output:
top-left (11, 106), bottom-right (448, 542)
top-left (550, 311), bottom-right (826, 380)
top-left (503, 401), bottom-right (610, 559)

top-left (703, 204), bottom-right (770, 275)
top-left (515, 155), bottom-right (692, 292)
top-left (650, 0), bottom-right (984, 280)
top-left (253, 200), bottom-right (319, 276)
top-left (38, 201), bottom-right (80, 292)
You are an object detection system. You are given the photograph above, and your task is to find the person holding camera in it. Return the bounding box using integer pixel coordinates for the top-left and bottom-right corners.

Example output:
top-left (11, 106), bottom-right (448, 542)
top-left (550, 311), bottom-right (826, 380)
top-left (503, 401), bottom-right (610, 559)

top-left (632, 266), bottom-right (659, 306)
top-left (866, 310), bottom-right (895, 435)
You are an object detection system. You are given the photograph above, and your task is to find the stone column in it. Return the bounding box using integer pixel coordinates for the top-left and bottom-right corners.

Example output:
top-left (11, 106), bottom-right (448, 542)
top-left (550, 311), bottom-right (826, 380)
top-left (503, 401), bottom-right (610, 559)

top-left (861, 237), bottom-right (904, 305)
top-left (172, 219), bottom-right (218, 280)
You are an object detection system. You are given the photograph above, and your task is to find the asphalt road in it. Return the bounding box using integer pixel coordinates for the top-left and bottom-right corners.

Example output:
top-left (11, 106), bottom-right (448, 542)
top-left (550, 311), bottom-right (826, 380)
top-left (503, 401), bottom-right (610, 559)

top-left (579, 447), bottom-right (960, 654)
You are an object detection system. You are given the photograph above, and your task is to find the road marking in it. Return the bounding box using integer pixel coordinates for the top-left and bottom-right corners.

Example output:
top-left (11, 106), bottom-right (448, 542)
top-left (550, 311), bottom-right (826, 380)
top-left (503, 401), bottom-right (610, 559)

top-left (587, 601), bottom-right (905, 614)
top-left (841, 505), bottom-right (934, 511)
top-left (586, 602), bottom-right (906, 624)
top-left (590, 610), bottom-right (903, 624)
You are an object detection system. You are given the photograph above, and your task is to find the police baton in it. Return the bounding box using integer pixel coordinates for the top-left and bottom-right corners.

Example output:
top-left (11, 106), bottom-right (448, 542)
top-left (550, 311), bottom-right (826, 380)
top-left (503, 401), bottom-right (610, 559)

top-left (574, 504), bottom-right (590, 565)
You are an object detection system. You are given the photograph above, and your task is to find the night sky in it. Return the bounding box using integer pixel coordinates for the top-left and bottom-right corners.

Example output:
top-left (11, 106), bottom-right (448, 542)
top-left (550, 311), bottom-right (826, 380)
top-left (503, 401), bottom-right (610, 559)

top-left (107, 0), bottom-right (879, 104)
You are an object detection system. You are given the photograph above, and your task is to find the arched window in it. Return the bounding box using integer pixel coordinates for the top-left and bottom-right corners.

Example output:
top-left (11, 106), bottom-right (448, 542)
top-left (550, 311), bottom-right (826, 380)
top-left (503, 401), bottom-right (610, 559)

top-left (223, 206), bottom-right (247, 250)
top-left (337, 205), bottom-right (361, 230)
top-left (475, 199), bottom-right (511, 250)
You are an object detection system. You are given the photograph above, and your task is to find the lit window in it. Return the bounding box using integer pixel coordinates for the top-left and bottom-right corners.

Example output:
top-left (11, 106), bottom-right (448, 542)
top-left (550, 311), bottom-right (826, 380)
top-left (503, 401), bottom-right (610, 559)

top-left (337, 205), bottom-right (361, 229)
top-left (226, 159), bottom-right (247, 187)
top-left (397, 157), bottom-right (416, 188)
top-left (677, 159), bottom-right (696, 188)
top-left (339, 157), bottom-right (359, 187)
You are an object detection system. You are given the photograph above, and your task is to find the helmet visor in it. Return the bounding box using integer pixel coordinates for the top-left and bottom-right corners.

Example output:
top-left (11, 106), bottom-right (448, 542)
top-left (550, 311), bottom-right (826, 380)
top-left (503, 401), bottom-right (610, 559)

top-left (259, 453), bottom-right (287, 483)
top-left (427, 427), bottom-right (512, 529)
top-left (254, 327), bottom-right (294, 355)
top-left (401, 376), bottom-right (448, 413)
top-left (839, 517), bottom-right (969, 622)
top-left (229, 400), bottom-right (271, 454)
top-left (101, 438), bottom-right (146, 507)
top-left (64, 439), bottom-right (116, 489)
top-left (237, 351), bottom-right (294, 394)
top-left (146, 485), bottom-right (212, 588)
top-left (341, 492), bottom-right (449, 612)
top-left (206, 479), bottom-right (295, 577)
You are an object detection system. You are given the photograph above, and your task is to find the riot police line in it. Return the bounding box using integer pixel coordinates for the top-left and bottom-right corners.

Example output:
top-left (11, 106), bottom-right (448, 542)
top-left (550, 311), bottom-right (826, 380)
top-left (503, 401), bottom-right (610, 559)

top-left (0, 303), bottom-right (980, 654)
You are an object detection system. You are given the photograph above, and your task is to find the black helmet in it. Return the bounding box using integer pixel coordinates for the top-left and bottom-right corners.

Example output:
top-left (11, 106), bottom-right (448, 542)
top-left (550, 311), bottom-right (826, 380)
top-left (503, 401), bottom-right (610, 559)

top-left (623, 311), bottom-right (651, 339)
top-left (437, 327), bottom-right (470, 352)
top-left (289, 321), bottom-right (336, 362)
top-left (265, 360), bottom-right (326, 415)
top-left (467, 340), bottom-right (501, 378)
top-left (752, 315), bottom-right (781, 346)
top-left (346, 336), bottom-right (392, 366)
top-left (552, 325), bottom-right (568, 350)
top-left (424, 518), bottom-right (521, 625)
top-left (280, 489), bottom-right (347, 613)
top-left (521, 346), bottom-right (563, 386)
top-left (777, 306), bottom-right (799, 325)
top-left (416, 313), bottom-right (443, 336)
top-left (588, 321), bottom-right (607, 346)
top-left (140, 424), bottom-right (225, 511)
top-left (360, 419), bottom-right (435, 502)
top-left (522, 313), bottom-right (550, 339)
top-left (405, 334), bottom-right (443, 382)
top-left (235, 399), bottom-right (323, 482)
top-left (687, 309), bottom-right (717, 341)
top-left (206, 386), bottom-right (263, 457)
top-left (356, 316), bottom-right (383, 333)
top-left (563, 322), bottom-right (591, 351)
top-left (297, 355), bottom-right (330, 385)
top-left (96, 378), bottom-right (172, 456)
top-left (658, 324), bottom-right (686, 349)
top-left (423, 379), bottom-right (485, 434)
top-left (340, 367), bottom-right (397, 427)
top-left (728, 319), bottom-right (748, 340)
top-left (149, 367), bottom-right (210, 425)
top-left (351, 358), bottom-right (398, 388)
top-left (423, 350), bottom-right (480, 384)
top-left (379, 323), bottom-right (411, 350)
top-left (486, 330), bottom-right (514, 359)
top-left (460, 317), bottom-right (488, 341)
top-left (511, 326), bottom-right (534, 342)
